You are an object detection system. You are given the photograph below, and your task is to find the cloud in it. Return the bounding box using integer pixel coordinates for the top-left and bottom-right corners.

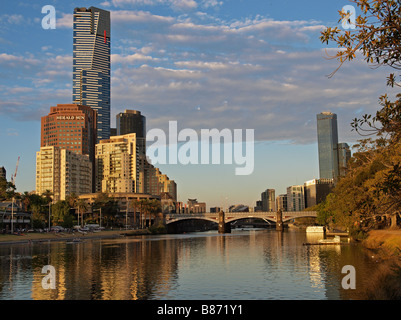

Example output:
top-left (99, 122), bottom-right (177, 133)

top-left (0, 14), bottom-right (24, 25)
top-left (57, 13), bottom-right (73, 28)
top-left (109, 0), bottom-right (198, 10)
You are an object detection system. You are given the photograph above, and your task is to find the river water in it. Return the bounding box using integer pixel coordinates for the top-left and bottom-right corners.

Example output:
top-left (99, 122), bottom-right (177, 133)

top-left (0, 229), bottom-right (378, 300)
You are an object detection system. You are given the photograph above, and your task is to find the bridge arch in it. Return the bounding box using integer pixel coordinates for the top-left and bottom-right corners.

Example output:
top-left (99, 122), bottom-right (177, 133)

top-left (165, 211), bottom-right (317, 225)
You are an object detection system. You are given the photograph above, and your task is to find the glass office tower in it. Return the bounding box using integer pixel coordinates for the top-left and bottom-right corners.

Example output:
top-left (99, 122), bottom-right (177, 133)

top-left (317, 112), bottom-right (339, 180)
top-left (116, 110), bottom-right (146, 138)
top-left (73, 6), bottom-right (110, 142)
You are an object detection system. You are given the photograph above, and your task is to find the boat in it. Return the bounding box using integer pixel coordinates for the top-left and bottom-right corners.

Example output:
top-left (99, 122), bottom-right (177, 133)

top-left (306, 226), bottom-right (326, 233)
top-left (318, 236), bottom-right (341, 244)
top-left (303, 235), bottom-right (345, 246)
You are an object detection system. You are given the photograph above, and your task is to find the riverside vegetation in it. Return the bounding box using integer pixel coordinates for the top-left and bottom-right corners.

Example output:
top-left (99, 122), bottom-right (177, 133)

top-left (318, 0), bottom-right (401, 299)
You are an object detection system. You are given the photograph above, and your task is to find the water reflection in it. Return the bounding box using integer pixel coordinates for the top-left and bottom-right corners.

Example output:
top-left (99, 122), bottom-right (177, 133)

top-left (0, 230), bottom-right (376, 300)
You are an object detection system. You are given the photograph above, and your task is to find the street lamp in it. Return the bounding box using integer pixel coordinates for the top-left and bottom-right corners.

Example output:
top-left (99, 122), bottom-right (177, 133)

top-left (11, 197), bottom-right (14, 234)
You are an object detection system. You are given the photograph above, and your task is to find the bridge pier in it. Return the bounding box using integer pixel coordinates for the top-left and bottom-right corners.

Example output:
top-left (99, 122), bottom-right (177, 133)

top-left (276, 209), bottom-right (283, 231)
top-left (218, 211), bottom-right (231, 234)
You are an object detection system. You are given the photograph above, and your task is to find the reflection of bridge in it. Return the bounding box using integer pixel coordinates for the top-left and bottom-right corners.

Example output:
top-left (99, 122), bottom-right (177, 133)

top-left (165, 211), bottom-right (317, 225)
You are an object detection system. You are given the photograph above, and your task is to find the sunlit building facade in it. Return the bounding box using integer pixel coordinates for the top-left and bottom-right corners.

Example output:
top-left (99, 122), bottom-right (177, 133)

top-left (317, 112), bottom-right (339, 180)
top-left (286, 185), bottom-right (305, 212)
top-left (36, 146), bottom-right (92, 201)
top-left (95, 133), bottom-right (140, 193)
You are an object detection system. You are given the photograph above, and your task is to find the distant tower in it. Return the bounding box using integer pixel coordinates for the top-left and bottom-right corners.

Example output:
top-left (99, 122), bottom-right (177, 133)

top-left (338, 142), bottom-right (351, 177)
top-left (261, 189), bottom-right (275, 212)
top-left (117, 110), bottom-right (146, 155)
top-left (116, 110), bottom-right (146, 138)
top-left (73, 6), bottom-right (111, 142)
top-left (317, 112), bottom-right (339, 180)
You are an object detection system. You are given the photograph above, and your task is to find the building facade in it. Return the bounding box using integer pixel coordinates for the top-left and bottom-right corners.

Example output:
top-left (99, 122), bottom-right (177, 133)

top-left (286, 185), bottom-right (305, 212)
top-left (317, 112), bottom-right (339, 180)
top-left (36, 146), bottom-right (92, 202)
top-left (73, 6), bottom-right (111, 142)
top-left (304, 179), bottom-right (334, 208)
top-left (261, 189), bottom-right (275, 212)
top-left (138, 158), bottom-right (177, 202)
top-left (276, 194), bottom-right (288, 212)
top-left (116, 110), bottom-right (146, 138)
top-left (95, 133), bottom-right (139, 194)
top-left (338, 142), bottom-right (351, 177)
top-left (41, 104), bottom-right (97, 158)
top-left (186, 199), bottom-right (206, 213)
top-left (41, 104), bottom-right (97, 192)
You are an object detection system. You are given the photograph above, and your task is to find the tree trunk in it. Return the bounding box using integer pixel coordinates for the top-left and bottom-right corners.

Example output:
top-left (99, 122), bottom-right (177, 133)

top-left (390, 213), bottom-right (399, 229)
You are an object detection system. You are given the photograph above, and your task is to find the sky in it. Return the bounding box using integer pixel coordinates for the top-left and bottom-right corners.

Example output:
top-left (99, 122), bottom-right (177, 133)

top-left (0, 0), bottom-right (397, 210)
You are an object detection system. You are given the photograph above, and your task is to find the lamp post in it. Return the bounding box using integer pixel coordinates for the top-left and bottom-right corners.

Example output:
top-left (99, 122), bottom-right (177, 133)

top-left (11, 197), bottom-right (14, 234)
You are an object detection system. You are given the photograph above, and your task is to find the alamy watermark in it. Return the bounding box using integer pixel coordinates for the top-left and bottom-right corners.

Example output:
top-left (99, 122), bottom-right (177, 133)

top-left (341, 5), bottom-right (356, 30)
top-left (41, 265), bottom-right (56, 289)
top-left (147, 121), bottom-right (255, 176)
top-left (42, 5), bottom-right (56, 30)
top-left (341, 265), bottom-right (356, 290)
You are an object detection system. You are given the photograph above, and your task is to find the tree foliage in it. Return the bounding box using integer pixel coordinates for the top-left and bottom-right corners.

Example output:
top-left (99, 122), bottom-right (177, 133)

top-left (319, 0), bottom-right (401, 232)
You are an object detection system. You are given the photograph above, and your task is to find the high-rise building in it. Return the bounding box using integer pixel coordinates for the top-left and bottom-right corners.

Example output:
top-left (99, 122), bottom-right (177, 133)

top-left (304, 179), bottom-right (334, 208)
top-left (317, 112), bottom-right (339, 180)
top-left (73, 6), bottom-right (111, 142)
top-left (116, 110), bottom-right (146, 158)
top-left (286, 185), bottom-right (305, 211)
top-left (41, 104), bottom-right (97, 158)
top-left (338, 142), bottom-right (351, 177)
top-left (116, 110), bottom-right (146, 138)
top-left (41, 104), bottom-right (97, 192)
top-left (261, 189), bottom-right (275, 212)
top-left (36, 146), bottom-right (92, 202)
top-left (276, 194), bottom-right (287, 212)
top-left (139, 161), bottom-right (177, 201)
top-left (95, 133), bottom-right (139, 194)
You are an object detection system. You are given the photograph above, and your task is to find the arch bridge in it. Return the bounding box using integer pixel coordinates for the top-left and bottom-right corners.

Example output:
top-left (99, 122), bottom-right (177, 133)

top-left (165, 211), bottom-right (317, 226)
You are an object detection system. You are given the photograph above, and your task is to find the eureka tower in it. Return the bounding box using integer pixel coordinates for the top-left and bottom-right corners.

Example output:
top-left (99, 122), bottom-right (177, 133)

top-left (73, 6), bottom-right (111, 142)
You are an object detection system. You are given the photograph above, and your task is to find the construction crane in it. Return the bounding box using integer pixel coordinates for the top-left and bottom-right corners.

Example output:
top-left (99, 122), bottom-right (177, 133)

top-left (10, 156), bottom-right (20, 185)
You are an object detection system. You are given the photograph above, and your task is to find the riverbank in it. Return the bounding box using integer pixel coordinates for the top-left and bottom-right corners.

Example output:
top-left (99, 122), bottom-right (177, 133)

top-left (361, 229), bottom-right (401, 299)
top-left (363, 229), bottom-right (401, 258)
top-left (0, 229), bottom-right (151, 245)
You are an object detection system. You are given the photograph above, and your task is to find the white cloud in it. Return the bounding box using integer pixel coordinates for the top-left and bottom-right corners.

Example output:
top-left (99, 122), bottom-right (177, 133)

top-left (0, 14), bottom-right (24, 25)
top-left (57, 13), bottom-right (73, 28)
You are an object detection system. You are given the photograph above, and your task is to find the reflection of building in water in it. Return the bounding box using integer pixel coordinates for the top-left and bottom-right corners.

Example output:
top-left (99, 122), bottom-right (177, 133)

top-left (29, 239), bottom-right (180, 300)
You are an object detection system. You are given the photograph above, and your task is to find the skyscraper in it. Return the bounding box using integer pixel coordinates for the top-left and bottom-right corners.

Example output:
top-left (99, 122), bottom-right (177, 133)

top-left (338, 142), bottom-right (351, 177)
top-left (73, 6), bottom-right (111, 142)
top-left (116, 110), bottom-right (146, 138)
top-left (95, 133), bottom-right (140, 193)
top-left (41, 103), bottom-right (97, 192)
top-left (41, 104), bottom-right (97, 159)
top-left (116, 110), bottom-right (146, 155)
top-left (317, 112), bottom-right (339, 180)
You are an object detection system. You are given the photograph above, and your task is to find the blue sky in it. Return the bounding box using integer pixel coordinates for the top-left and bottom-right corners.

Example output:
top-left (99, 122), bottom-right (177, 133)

top-left (0, 0), bottom-right (395, 209)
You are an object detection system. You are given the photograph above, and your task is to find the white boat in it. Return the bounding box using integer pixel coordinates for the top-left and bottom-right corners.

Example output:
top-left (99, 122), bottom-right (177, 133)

top-left (319, 236), bottom-right (341, 244)
top-left (306, 226), bottom-right (326, 233)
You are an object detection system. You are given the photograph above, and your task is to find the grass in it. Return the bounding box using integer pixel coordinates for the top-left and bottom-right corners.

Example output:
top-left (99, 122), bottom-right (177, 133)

top-left (361, 229), bottom-right (401, 299)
